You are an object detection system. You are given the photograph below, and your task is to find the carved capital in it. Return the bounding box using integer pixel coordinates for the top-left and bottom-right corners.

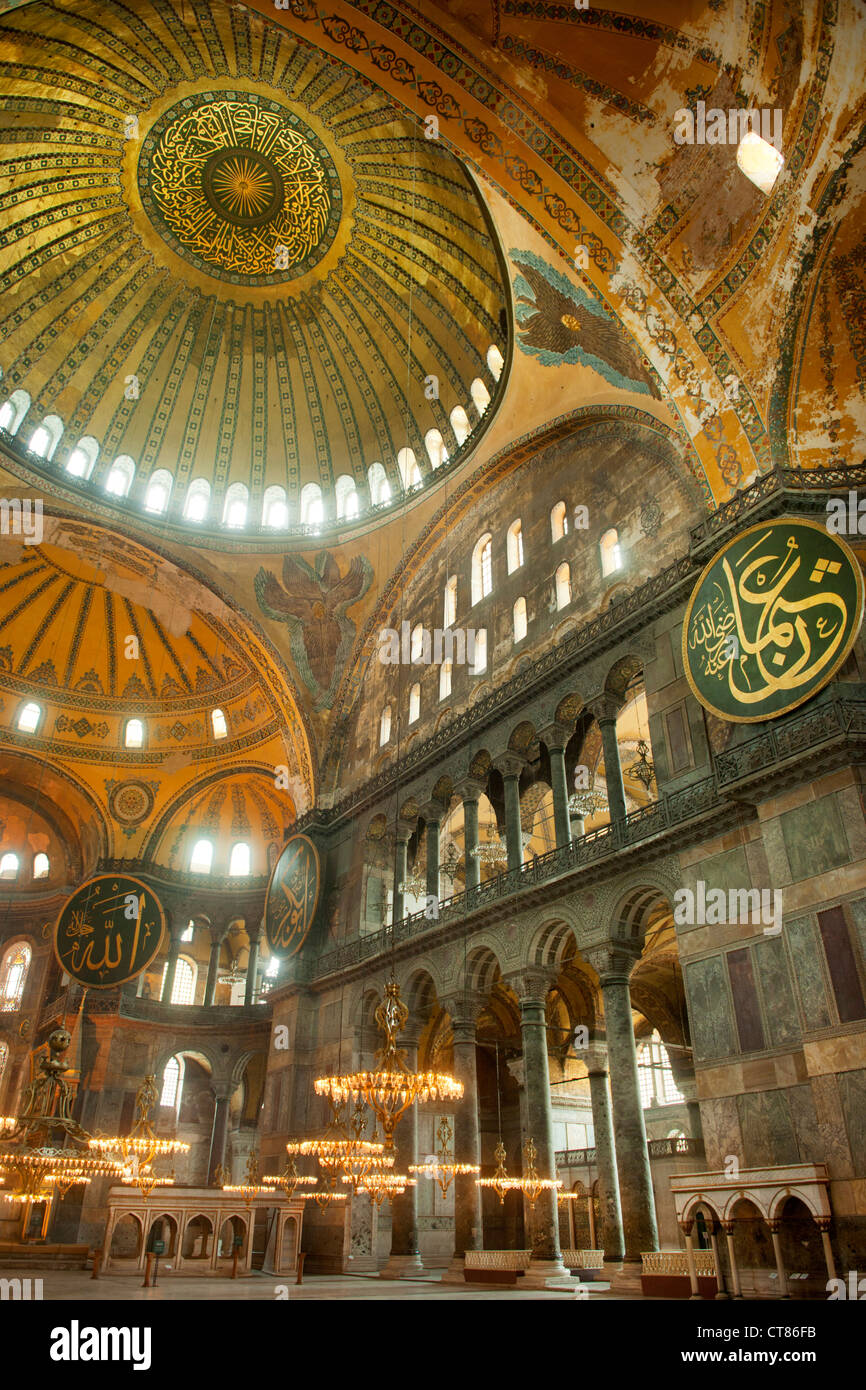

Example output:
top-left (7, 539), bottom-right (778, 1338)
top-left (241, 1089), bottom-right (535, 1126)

top-left (582, 1041), bottom-right (610, 1075)
top-left (440, 990), bottom-right (485, 1027)
top-left (587, 693), bottom-right (624, 725)
top-left (492, 751), bottom-right (526, 780)
top-left (453, 777), bottom-right (487, 804)
top-left (538, 721), bottom-right (572, 752)
top-left (504, 966), bottom-right (556, 1006)
top-left (418, 799), bottom-right (446, 825)
top-left (584, 940), bottom-right (641, 983)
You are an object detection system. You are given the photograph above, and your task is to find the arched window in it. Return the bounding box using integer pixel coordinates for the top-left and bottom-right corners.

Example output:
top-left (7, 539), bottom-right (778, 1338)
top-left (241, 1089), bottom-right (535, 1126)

top-left (162, 956), bottom-right (197, 1006)
top-left (408, 682), bottom-right (421, 724)
top-left (439, 660), bottom-right (452, 701)
top-left (66, 436), bottom-right (98, 479)
top-left (33, 853), bottom-right (49, 880)
top-left (335, 474), bottom-right (359, 520)
top-left (555, 561), bottom-right (572, 610)
top-left (124, 718), bottom-right (144, 748)
top-left (471, 628), bottom-right (487, 675)
top-left (443, 575), bottom-right (457, 628)
top-left (211, 708), bottom-right (228, 740)
top-left (379, 705), bottom-right (392, 746)
top-left (190, 839), bottom-right (213, 874)
top-left (229, 842), bottom-right (251, 877)
top-left (368, 461), bottom-right (390, 506)
top-left (17, 701), bottom-right (41, 734)
top-left (470, 378), bottom-right (491, 416)
top-left (0, 389), bottom-right (30, 435)
top-left (29, 415), bottom-right (62, 459)
top-left (262, 485), bottom-right (288, 529)
top-left (410, 623), bottom-right (424, 664)
top-left (222, 482), bottom-right (248, 528)
top-left (471, 534), bottom-right (493, 605)
top-left (486, 345), bottom-right (504, 381)
top-left (600, 527), bottom-right (623, 577)
top-left (397, 448), bottom-right (421, 491)
top-left (0, 942), bottom-right (30, 1008)
top-left (160, 1055), bottom-right (183, 1108)
top-left (513, 596), bottom-right (527, 643)
top-left (184, 478), bottom-right (211, 523)
top-left (180, 920), bottom-right (194, 942)
top-left (300, 483), bottom-right (323, 526)
top-left (425, 429), bottom-right (448, 470)
top-left (450, 406), bottom-right (470, 447)
top-left (506, 519), bottom-right (524, 574)
top-left (636, 1032), bottom-right (685, 1107)
top-left (0, 853), bottom-right (19, 880)
top-left (105, 456), bottom-right (135, 497)
top-left (145, 469), bottom-right (172, 514)
top-left (551, 501), bottom-right (568, 542)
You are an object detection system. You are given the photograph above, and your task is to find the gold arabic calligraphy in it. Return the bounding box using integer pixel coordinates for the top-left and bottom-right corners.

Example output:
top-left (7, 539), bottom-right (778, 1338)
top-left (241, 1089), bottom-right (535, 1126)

top-left (270, 842), bottom-right (318, 954)
top-left (58, 882), bottom-right (160, 983)
top-left (687, 529), bottom-right (851, 708)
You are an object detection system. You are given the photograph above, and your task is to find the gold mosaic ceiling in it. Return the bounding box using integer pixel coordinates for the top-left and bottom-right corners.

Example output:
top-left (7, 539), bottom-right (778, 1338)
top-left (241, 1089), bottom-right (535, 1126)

top-left (0, 0), bottom-right (507, 522)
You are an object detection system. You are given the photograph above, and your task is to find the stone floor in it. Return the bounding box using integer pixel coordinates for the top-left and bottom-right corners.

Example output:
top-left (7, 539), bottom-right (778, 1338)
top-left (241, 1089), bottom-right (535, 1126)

top-left (0, 1267), bottom-right (620, 1301)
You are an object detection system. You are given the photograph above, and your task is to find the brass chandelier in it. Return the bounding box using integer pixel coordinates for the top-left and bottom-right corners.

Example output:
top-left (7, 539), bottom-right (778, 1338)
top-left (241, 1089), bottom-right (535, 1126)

top-left (90, 1073), bottom-right (189, 1198)
top-left (477, 1138), bottom-right (562, 1210)
top-left (409, 1117), bottom-right (479, 1196)
top-left (314, 978), bottom-right (463, 1151)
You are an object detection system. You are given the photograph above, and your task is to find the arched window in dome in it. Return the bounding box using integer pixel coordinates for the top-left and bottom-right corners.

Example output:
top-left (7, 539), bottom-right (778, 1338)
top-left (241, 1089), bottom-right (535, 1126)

top-left (471, 533), bottom-right (493, 606)
top-left (450, 406), bottom-right (470, 447)
top-left (513, 596), bottom-right (527, 643)
top-left (335, 475), bottom-right (359, 520)
top-left (66, 436), bottom-right (98, 480)
top-left (408, 682), bottom-right (421, 724)
top-left (184, 477), bottom-right (210, 523)
top-left (555, 561), bottom-right (572, 610)
top-left (160, 1055), bottom-right (183, 1108)
top-left (0, 853), bottom-right (19, 880)
top-left (397, 448), bottom-right (420, 491)
top-left (0, 389), bottom-right (30, 435)
top-left (145, 469), bottom-right (172, 514)
top-left (379, 704), bottom-right (392, 746)
top-left (29, 415), bottom-right (62, 460)
top-left (424, 429), bottom-right (448, 470)
top-left (550, 501), bottom-right (568, 543)
top-left (222, 482), bottom-right (248, 528)
top-left (600, 527), bottom-right (623, 577)
top-left (124, 718), bottom-right (144, 749)
top-left (229, 842), bottom-right (251, 877)
top-left (506, 519), bottom-right (524, 574)
top-left (33, 853), bottom-right (49, 880)
top-left (162, 956), bottom-right (197, 1006)
top-left (470, 378), bottom-right (491, 416)
top-left (471, 628), bottom-right (487, 674)
top-left (105, 455), bottom-right (135, 497)
top-left (486, 345), bottom-right (504, 381)
top-left (439, 660), bottom-right (452, 701)
top-left (190, 839), bottom-right (213, 875)
top-left (211, 708), bottom-right (228, 740)
top-left (17, 701), bottom-right (41, 734)
top-left (0, 942), bottom-right (30, 1008)
top-left (368, 462), bottom-right (390, 507)
top-left (262, 485), bottom-right (288, 529)
top-left (444, 575), bottom-right (457, 629)
top-left (300, 482), bottom-right (324, 527)
top-left (410, 623), bottom-right (425, 664)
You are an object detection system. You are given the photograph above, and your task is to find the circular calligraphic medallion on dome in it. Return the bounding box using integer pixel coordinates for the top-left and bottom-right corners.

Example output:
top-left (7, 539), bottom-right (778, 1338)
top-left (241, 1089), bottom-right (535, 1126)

top-left (682, 518), bottom-right (864, 723)
top-left (264, 834), bottom-right (320, 959)
top-left (137, 93), bottom-right (342, 285)
top-left (53, 875), bottom-right (166, 989)
top-left (108, 780), bottom-right (155, 828)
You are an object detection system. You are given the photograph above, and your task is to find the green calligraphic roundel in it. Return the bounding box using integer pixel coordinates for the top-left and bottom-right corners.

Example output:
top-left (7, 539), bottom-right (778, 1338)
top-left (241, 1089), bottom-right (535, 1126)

top-left (682, 517), bottom-right (864, 723)
top-left (265, 834), bottom-right (321, 959)
top-left (53, 875), bottom-right (166, 989)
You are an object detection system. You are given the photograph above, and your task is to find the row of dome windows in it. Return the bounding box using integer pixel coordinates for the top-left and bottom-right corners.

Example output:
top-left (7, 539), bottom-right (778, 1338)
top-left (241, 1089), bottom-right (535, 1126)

top-left (14, 703), bottom-right (229, 745)
top-left (0, 852), bottom-right (50, 880)
top-left (467, 512), bottom-right (622, 606)
top-left (0, 350), bottom-right (503, 528)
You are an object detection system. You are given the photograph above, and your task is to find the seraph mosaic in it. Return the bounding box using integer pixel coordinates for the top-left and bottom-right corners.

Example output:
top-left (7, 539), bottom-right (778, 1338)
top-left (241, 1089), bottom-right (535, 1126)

top-left (510, 248), bottom-right (660, 398)
top-left (255, 551), bottom-right (373, 712)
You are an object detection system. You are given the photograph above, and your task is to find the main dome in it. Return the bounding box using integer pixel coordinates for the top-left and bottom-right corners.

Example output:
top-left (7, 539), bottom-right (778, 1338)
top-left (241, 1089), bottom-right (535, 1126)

top-left (0, 0), bottom-right (508, 539)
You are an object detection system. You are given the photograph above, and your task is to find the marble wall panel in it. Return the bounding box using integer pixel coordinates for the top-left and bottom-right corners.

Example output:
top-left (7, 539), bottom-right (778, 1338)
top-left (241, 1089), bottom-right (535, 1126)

top-left (753, 936), bottom-right (801, 1047)
top-left (810, 1072), bottom-right (854, 1178)
top-left (684, 956), bottom-right (735, 1061)
top-left (780, 795), bottom-right (850, 882)
top-left (697, 1094), bottom-right (741, 1170)
top-left (786, 914), bottom-right (832, 1029)
top-left (838, 1069), bottom-right (866, 1179)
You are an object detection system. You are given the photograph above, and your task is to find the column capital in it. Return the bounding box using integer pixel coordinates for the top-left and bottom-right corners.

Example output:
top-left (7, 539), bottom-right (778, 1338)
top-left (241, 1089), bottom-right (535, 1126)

top-left (492, 751), bottom-right (525, 779)
top-left (440, 991), bottom-right (485, 1026)
top-left (246, 919), bottom-right (263, 945)
top-left (721, 1220), bottom-right (737, 1236)
top-left (418, 800), bottom-right (446, 824)
top-left (453, 776), bottom-right (486, 803)
top-left (587, 693), bottom-right (624, 725)
top-left (538, 721), bottom-right (572, 752)
top-left (585, 940), bottom-right (641, 982)
top-left (394, 818), bottom-right (416, 844)
top-left (583, 1041), bottom-right (610, 1075)
top-left (506, 1057), bottom-right (525, 1089)
top-left (505, 966), bottom-right (556, 1005)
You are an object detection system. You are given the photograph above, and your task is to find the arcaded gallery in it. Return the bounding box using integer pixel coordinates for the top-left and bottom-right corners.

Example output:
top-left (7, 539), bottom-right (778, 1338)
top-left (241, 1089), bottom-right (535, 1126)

top-left (0, 0), bottom-right (864, 1325)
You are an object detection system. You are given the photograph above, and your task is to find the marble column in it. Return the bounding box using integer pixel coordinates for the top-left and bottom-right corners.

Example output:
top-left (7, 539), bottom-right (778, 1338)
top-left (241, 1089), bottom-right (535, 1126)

top-left (682, 1222), bottom-right (701, 1299)
top-left (510, 971), bottom-right (569, 1282)
top-left (722, 1221), bottom-right (743, 1298)
top-left (160, 915), bottom-right (181, 1003)
top-left (768, 1221), bottom-right (789, 1297)
top-left (815, 1218), bottom-right (836, 1284)
top-left (589, 695), bottom-right (627, 824)
top-left (540, 723), bottom-right (573, 848)
top-left (419, 802), bottom-right (444, 903)
top-left (244, 923), bottom-right (261, 1006)
top-left (393, 826), bottom-right (411, 923)
top-left (207, 1084), bottom-right (233, 1183)
top-left (380, 1034), bottom-right (424, 1278)
top-left (708, 1220), bottom-right (729, 1298)
top-left (588, 945), bottom-right (658, 1277)
top-left (494, 753), bottom-right (525, 872)
top-left (584, 1042), bottom-right (625, 1266)
top-left (456, 780), bottom-right (484, 892)
top-left (442, 1010), bottom-right (483, 1281)
top-left (204, 922), bottom-right (224, 1007)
